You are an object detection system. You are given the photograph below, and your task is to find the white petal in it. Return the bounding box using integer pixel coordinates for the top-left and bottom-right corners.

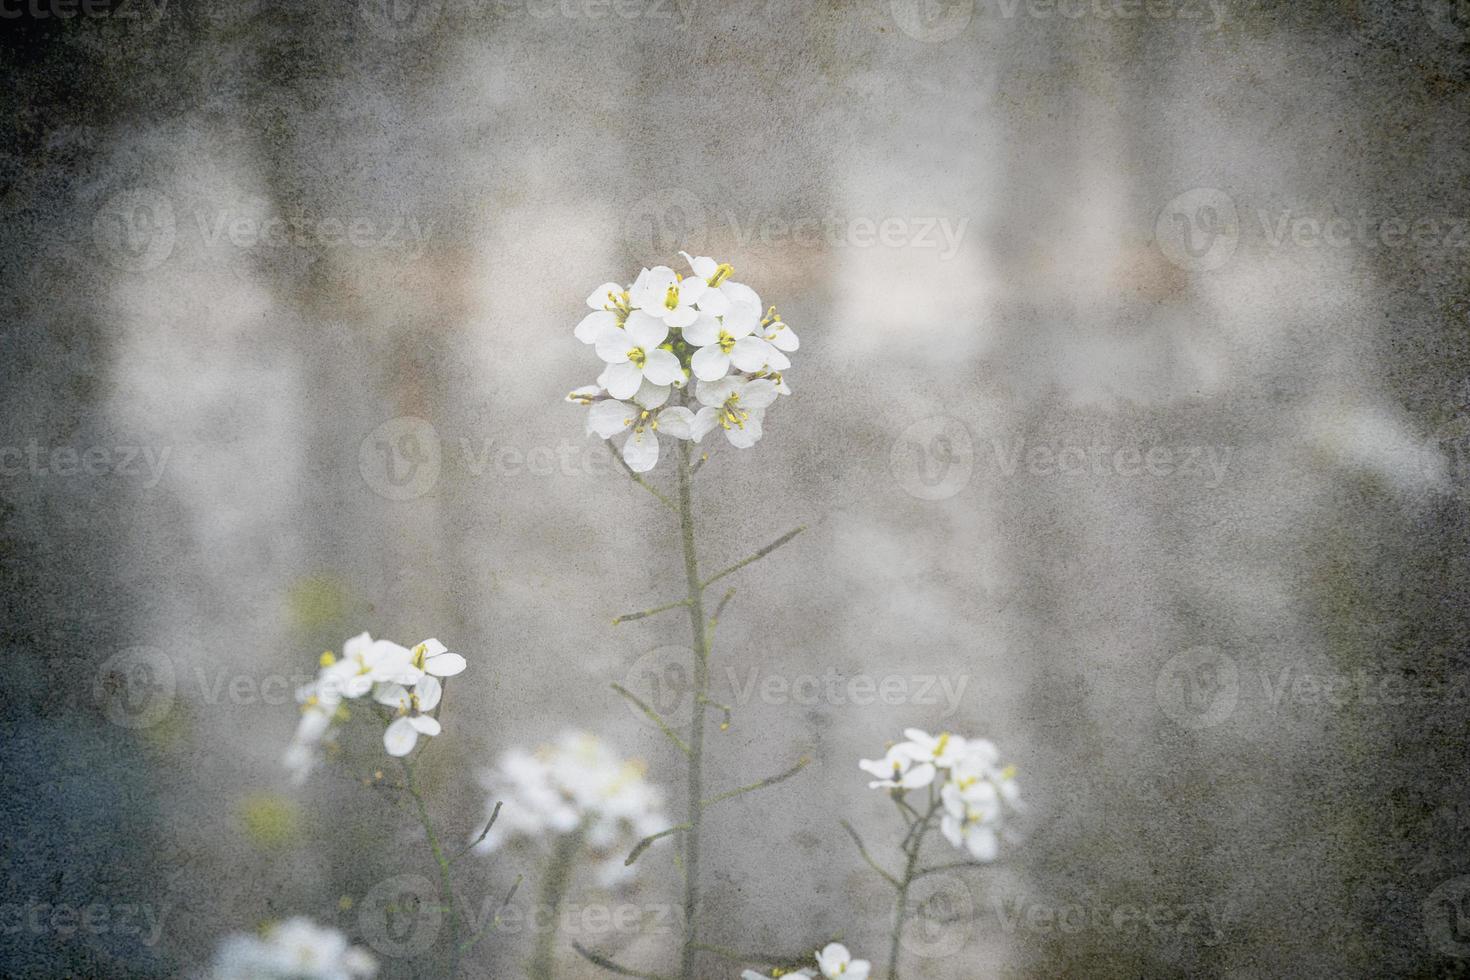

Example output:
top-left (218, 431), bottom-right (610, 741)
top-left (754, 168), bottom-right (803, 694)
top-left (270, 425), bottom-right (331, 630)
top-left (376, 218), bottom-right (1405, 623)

top-left (818, 943), bottom-right (850, 972)
top-left (696, 287), bottom-right (730, 317)
top-left (721, 281), bottom-right (761, 311)
top-left (967, 826), bottom-right (999, 861)
top-left (941, 814), bottom-right (964, 849)
top-left (603, 362), bottom-right (644, 400)
top-left (696, 376), bottom-right (741, 407)
top-left (665, 305), bottom-right (697, 329)
top-left (415, 638), bottom-right (447, 657)
top-left (634, 379), bottom-right (671, 409)
top-left (641, 348), bottom-right (685, 386)
top-left (586, 281), bottom-right (622, 310)
top-left (722, 300), bottom-right (760, 335)
top-left (900, 762), bottom-right (937, 788)
top-left (588, 400), bottom-right (635, 439)
top-left (740, 379), bottom-right (779, 409)
top-left (680, 251), bottom-right (718, 279)
top-left (595, 323), bottom-right (631, 363)
top-left (415, 674), bottom-right (443, 711)
top-left (408, 715), bottom-right (442, 737)
top-left (425, 652), bottom-right (465, 677)
top-left (725, 410), bottom-right (764, 449)
top-left (658, 406), bottom-right (695, 440)
top-left (730, 336), bottom-right (777, 373)
top-left (847, 961), bottom-right (871, 980)
top-left (384, 717), bottom-right (419, 756)
top-left (677, 277), bottom-right (708, 304)
top-left (765, 347), bottom-right (791, 371)
top-left (622, 428), bottom-right (660, 473)
top-left (767, 322), bottom-right (799, 351)
top-left (681, 311), bottom-right (721, 347)
top-left (373, 682), bottom-right (410, 707)
top-left (575, 310), bottom-right (616, 344)
top-left (625, 310), bottom-right (668, 349)
top-left (691, 345), bottom-right (731, 382)
top-left (690, 407), bottom-right (720, 443)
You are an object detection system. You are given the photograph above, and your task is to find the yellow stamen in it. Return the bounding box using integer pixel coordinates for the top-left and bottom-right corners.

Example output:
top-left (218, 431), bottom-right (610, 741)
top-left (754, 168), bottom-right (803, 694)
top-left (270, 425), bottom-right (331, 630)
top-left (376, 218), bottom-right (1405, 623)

top-left (717, 330), bottom-right (736, 354)
top-left (708, 262), bottom-right (734, 287)
top-left (319, 651), bottom-right (335, 667)
top-left (628, 346), bottom-right (646, 368)
top-left (664, 284), bottom-right (680, 311)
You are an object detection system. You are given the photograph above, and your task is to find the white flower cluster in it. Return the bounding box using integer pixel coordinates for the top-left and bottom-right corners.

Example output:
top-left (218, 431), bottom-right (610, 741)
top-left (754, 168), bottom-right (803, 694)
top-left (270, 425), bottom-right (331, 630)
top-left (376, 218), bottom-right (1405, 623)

top-left (859, 728), bottom-right (1021, 862)
top-left (207, 917), bottom-right (376, 980)
top-left (474, 731), bottom-right (668, 886)
top-left (741, 942), bottom-right (871, 980)
top-left (283, 633), bottom-right (467, 781)
top-left (568, 252), bottom-right (800, 472)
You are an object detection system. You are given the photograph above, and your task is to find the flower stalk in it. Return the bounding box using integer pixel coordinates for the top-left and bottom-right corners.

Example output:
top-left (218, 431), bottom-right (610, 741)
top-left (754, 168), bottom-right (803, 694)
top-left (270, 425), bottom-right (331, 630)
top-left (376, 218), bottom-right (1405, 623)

top-left (674, 436), bottom-right (709, 980)
top-left (530, 827), bottom-right (586, 980)
top-left (399, 755), bottom-right (461, 977)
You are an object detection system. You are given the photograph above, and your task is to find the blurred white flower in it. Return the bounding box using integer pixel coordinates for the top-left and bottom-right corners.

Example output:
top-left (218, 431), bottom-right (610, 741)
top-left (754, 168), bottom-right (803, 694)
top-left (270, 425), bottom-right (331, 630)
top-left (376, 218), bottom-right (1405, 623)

top-left (376, 674), bottom-right (443, 757)
top-left (816, 943), bottom-right (871, 979)
top-left (207, 917), bottom-right (376, 980)
top-left (858, 744), bottom-right (936, 790)
top-left (321, 633), bottom-right (417, 699)
top-left (896, 728), bottom-right (970, 769)
top-left (475, 731), bottom-right (667, 886)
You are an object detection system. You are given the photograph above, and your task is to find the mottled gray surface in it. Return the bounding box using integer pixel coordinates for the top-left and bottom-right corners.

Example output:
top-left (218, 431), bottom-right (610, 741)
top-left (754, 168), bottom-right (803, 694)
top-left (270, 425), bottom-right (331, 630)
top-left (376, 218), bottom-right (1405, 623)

top-left (3, 0), bottom-right (1470, 977)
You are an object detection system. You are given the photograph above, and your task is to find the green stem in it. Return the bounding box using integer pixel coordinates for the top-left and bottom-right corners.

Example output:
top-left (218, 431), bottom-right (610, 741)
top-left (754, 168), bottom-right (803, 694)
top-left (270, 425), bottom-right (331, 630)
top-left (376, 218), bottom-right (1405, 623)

top-left (675, 437), bottom-right (709, 980)
top-left (399, 756), bottom-right (460, 977)
top-left (530, 828), bottom-right (585, 980)
top-left (888, 796), bottom-right (941, 980)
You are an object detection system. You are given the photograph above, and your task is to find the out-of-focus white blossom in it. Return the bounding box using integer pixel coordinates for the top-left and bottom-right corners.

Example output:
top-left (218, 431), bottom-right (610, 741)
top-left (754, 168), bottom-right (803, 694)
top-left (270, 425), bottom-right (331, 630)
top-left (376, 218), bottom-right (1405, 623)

top-left (567, 253), bottom-right (799, 471)
top-left (474, 731), bottom-right (668, 886)
top-left (206, 917), bottom-right (376, 980)
top-left (740, 942), bottom-right (871, 980)
top-left (282, 633), bottom-right (466, 779)
top-left (860, 729), bottom-right (1022, 862)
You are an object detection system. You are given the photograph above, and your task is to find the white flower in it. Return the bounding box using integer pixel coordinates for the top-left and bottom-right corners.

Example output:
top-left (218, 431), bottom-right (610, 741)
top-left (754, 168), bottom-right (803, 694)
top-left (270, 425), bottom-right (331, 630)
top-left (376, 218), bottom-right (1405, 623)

top-left (595, 313), bottom-right (685, 399)
top-left (207, 917), bottom-right (376, 980)
top-left (586, 395), bottom-right (697, 474)
top-left (690, 376), bottom-right (779, 448)
top-left (940, 779), bottom-right (1002, 861)
top-left (683, 301), bottom-right (787, 381)
top-left (409, 638), bottom-right (467, 679)
top-left (575, 282), bottom-right (629, 344)
top-left (678, 251), bottom-right (751, 318)
top-left (816, 943), bottom-right (871, 980)
top-left (754, 310), bottom-right (799, 354)
top-left (629, 265), bottom-right (706, 329)
top-left (320, 633), bottom-right (417, 699)
top-left (376, 675), bottom-right (443, 757)
top-left (858, 745), bottom-right (936, 790)
top-left (897, 728), bottom-right (970, 770)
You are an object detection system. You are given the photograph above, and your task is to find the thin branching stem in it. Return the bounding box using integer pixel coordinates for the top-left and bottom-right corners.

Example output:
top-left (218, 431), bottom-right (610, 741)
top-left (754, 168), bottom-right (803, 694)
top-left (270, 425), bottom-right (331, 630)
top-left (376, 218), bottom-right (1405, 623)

top-left (611, 683), bottom-right (691, 756)
top-left (840, 819), bottom-right (900, 889)
top-left (452, 801), bottom-right (502, 863)
top-left (606, 439), bottom-right (677, 512)
top-left (888, 793), bottom-right (943, 980)
top-left (399, 756), bottom-right (460, 976)
top-left (699, 526), bottom-right (805, 589)
top-left (458, 874), bottom-right (522, 954)
top-left (612, 597), bottom-right (690, 625)
top-left (674, 438), bottom-right (709, 980)
top-left (572, 942), bottom-right (678, 980)
top-left (700, 757), bottom-right (810, 809)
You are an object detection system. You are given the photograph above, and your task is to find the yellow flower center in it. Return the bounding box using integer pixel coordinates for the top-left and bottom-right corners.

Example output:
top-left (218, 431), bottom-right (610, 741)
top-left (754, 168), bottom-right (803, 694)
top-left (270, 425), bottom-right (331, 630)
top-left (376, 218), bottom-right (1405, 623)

top-left (664, 284), bottom-right (680, 311)
top-left (935, 732), bottom-right (951, 756)
top-left (628, 346), bottom-right (646, 368)
top-left (717, 330), bottom-right (736, 354)
top-left (708, 262), bottom-right (734, 287)
top-left (411, 642), bottom-right (428, 669)
top-left (319, 651), bottom-right (336, 667)
top-left (720, 392), bottom-right (749, 430)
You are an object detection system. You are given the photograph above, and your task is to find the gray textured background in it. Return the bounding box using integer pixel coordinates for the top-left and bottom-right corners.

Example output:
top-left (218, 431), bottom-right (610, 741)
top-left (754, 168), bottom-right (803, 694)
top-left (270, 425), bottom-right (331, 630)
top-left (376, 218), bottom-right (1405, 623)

top-left (4, 0), bottom-right (1470, 976)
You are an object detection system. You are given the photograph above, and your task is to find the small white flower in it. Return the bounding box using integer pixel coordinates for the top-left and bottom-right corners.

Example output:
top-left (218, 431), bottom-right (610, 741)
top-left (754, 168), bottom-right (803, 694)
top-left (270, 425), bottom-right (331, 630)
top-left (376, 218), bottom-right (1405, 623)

top-left (377, 675), bottom-right (443, 757)
top-left (629, 265), bottom-right (707, 329)
top-left (320, 633), bottom-right (417, 699)
top-left (816, 943), bottom-right (871, 980)
top-left (575, 281), bottom-right (628, 344)
top-left (587, 398), bottom-right (698, 474)
top-left (858, 745), bottom-right (936, 790)
top-left (207, 917), bottom-right (376, 980)
top-left (678, 251), bottom-right (753, 318)
top-left (754, 310), bottom-right (799, 354)
top-left (940, 779), bottom-right (1002, 861)
top-left (897, 728), bottom-right (970, 770)
top-left (683, 301), bottom-right (788, 381)
top-left (690, 376), bottom-right (778, 449)
top-left (595, 313), bottom-right (685, 399)
top-left (409, 638), bottom-right (467, 679)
